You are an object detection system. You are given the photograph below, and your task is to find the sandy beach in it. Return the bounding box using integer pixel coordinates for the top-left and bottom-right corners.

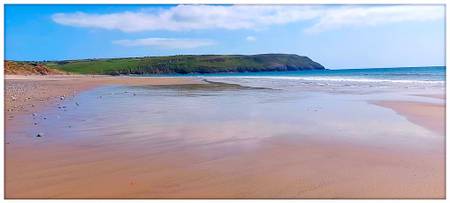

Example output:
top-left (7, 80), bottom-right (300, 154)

top-left (373, 100), bottom-right (445, 135)
top-left (5, 75), bottom-right (203, 120)
top-left (4, 75), bottom-right (445, 199)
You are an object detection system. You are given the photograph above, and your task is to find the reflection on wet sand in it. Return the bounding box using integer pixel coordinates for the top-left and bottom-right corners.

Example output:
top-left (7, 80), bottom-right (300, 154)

top-left (5, 78), bottom-right (445, 198)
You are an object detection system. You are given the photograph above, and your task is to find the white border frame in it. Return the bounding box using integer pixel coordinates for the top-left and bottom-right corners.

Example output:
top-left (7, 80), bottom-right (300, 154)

top-left (0, 1), bottom-right (447, 202)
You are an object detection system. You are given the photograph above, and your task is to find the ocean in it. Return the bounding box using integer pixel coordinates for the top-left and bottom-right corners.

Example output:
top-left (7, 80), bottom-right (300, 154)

top-left (150, 66), bottom-right (445, 82)
top-left (141, 66), bottom-right (445, 92)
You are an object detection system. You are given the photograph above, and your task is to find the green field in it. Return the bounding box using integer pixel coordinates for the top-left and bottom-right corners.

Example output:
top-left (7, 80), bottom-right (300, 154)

top-left (43, 54), bottom-right (325, 75)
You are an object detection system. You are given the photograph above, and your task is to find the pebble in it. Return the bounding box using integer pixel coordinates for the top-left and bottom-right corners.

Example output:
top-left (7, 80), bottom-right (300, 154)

top-left (32, 113), bottom-right (37, 117)
top-left (60, 96), bottom-right (65, 100)
top-left (75, 102), bottom-right (80, 106)
top-left (36, 132), bottom-right (44, 137)
top-left (34, 122), bottom-right (38, 126)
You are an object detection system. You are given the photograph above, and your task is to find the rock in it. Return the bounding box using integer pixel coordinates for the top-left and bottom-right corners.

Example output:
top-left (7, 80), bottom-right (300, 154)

top-left (36, 132), bottom-right (44, 137)
top-left (75, 102), bottom-right (79, 106)
top-left (133, 93), bottom-right (136, 96)
top-left (34, 122), bottom-right (38, 125)
top-left (11, 96), bottom-right (16, 101)
top-left (32, 113), bottom-right (37, 117)
top-left (60, 96), bottom-right (65, 100)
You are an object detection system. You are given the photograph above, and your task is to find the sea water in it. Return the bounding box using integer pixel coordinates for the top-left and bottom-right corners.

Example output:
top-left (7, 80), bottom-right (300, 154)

top-left (149, 66), bottom-right (445, 82)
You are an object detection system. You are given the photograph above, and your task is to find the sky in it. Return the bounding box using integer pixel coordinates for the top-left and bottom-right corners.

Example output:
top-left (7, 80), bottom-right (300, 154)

top-left (4, 4), bottom-right (446, 69)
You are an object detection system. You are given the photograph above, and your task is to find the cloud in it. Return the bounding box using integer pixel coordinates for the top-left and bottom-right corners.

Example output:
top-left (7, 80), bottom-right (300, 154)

top-left (52, 5), bottom-right (318, 32)
top-left (52, 5), bottom-right (444, 33)
top-left (305, 5), bottom-right (445, 33)
top-left (246, 36), bottom-right (256, 42)
top-left (112, 38), bottom-right (215, 49)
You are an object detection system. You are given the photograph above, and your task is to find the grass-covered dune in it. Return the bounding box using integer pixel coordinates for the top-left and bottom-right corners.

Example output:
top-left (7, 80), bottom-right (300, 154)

top-left (5, 60), bottom-right (66, 75)
top-left (43, 54), bottom-right (325, 75)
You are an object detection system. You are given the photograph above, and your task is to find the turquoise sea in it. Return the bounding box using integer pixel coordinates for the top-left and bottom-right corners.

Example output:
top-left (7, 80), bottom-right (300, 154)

top-left (150, 66), bottom-right (445, 83)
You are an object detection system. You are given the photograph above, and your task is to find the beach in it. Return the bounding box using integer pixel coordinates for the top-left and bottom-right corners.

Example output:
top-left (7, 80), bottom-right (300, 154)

top-left (4, 74), bottom-right (445, 198)
top-left (5, 75), bottom-right (203, 118)
top-left (373, 100), bottom-right (445, 135)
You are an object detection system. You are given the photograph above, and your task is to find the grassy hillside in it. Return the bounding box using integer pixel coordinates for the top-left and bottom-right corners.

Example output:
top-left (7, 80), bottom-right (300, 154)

top-left (43, 54), bottom-right (325, 75)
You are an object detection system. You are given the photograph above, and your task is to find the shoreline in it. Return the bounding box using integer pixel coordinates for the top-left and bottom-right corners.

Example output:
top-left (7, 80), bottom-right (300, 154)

top-left (5, 75), bottom-right (204, 121)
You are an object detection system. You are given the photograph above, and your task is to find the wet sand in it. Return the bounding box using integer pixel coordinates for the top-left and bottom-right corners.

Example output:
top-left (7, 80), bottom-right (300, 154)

top-left (413, 94), bottom-right (446, 100)
top-left (5, 75), bottom-right (204, 119)
top-left (373, 100), bottom-right (445, 135)
top-left (5, 132), bottom-right (445, 198)
top-left (4, 75), bottom-right (445, 199)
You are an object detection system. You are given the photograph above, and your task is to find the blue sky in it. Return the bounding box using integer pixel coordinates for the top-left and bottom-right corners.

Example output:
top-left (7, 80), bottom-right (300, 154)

top-left (5, 4), bottom-right (445, 69)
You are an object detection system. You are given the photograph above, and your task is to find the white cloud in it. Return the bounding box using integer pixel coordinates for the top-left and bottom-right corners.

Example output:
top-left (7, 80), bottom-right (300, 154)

top-left (305, 5), bottom-right (445, 33)
top-left (246, 36), bottom-right (256, 42)
top-left (52, 5), bottom-right (444, 33)
top-left (112, 38), bottom-right (215, 49)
